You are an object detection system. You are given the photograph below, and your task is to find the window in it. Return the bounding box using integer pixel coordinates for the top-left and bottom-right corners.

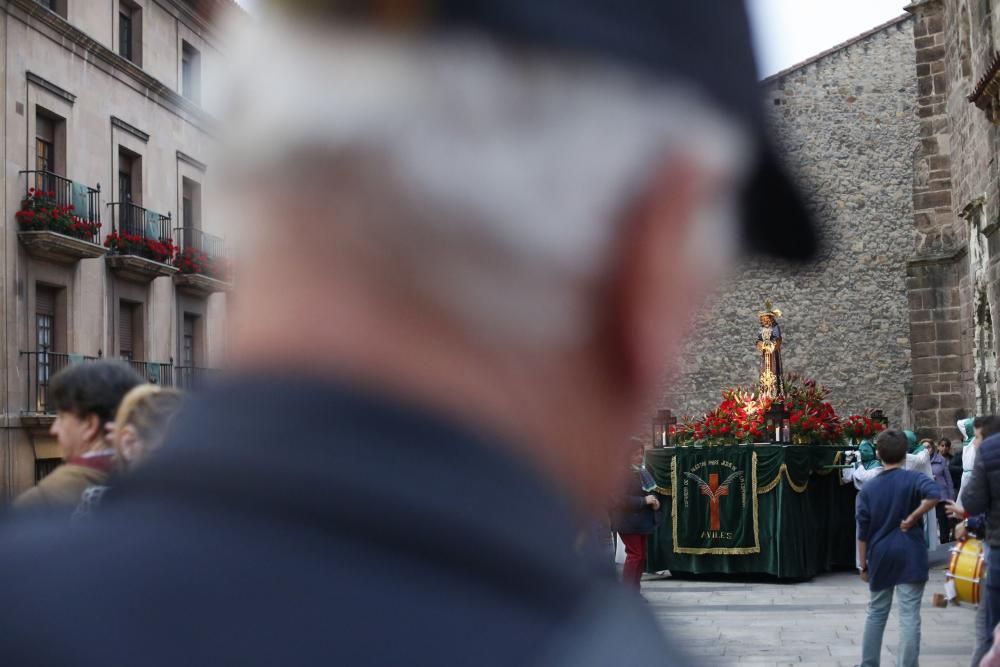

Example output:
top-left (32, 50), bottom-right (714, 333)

top-left (119, 2), bottom-right (141, 66)
top-left (119, 301), bottom-right (142, 361)
top-left (35, 458), bottom-right (61, 483)
top-left (182, 177), bottom-right (202, 249)
top-left (35, 284), bottom-right (64, 414)
top-left (182, 42), bottom-right (201, 103)
top-left (119, 8), bottom-right (133, 61)
top-left (183, 314), bottom-right (197, 367)
top-left (35, 0), bottom-right (66, 18)
top-left (35, 115), bottom-right (54, 174)
top-left (36, 286), bottom-right (57, 398)
top-left (118, 147), bottom-right (142, 235)
top-left (34, 110), bottom-right (65, 192)
top-left (119, 150), bottom-right (135, 204)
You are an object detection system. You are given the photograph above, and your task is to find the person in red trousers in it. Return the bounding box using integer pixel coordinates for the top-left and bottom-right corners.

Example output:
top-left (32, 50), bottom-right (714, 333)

top-left (611, 443), bottom-right (664, 589)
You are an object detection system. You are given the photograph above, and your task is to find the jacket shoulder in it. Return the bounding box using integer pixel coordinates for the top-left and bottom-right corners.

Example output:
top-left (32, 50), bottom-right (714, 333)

top-left (14, 465), bottom-right (106, 509)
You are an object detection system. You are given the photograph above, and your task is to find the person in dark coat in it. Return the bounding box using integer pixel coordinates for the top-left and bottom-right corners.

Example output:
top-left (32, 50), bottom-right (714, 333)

top-left (611, 444), bottom-right (664, 589)
top-left (0, 2), bottom-right (818, 665)
top-left (960, 429), bottom-right (1000, 653)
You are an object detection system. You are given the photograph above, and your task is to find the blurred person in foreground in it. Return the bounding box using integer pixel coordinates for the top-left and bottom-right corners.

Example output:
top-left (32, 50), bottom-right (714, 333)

top-left (13, 361), bottom-right (142, 515)
top-left (944, 417), bottom-right (1000, 667)
top-left (954, 417), bottom-right (1000, 656)
top-left (73, 385), bottom-right (184, 518)
top-left (0, 1), bottom-right (817, 665)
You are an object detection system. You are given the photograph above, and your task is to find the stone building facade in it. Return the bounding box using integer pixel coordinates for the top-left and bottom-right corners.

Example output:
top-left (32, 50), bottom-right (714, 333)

top-left (0, 0), bottom-right (238, 500)
top-left (905, 0), bottom-right (1000, 437)
top-left (661, 15), bottom-right (919, 427)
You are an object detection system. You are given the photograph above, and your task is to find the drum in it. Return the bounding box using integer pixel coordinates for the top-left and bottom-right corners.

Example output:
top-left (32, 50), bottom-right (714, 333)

top-left (947, 538), bottom-right (987, 605)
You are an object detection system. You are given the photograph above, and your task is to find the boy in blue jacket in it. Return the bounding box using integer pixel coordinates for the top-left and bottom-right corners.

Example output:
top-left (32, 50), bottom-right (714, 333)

top-left (857, 429), bottom-right (940, 666)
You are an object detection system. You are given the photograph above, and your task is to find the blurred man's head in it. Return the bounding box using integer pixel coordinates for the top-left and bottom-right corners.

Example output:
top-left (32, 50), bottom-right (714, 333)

top-left (974, 415), bottom-right (1000, 446)
top-left (48, 361), bottom-right (143, 460)
top-left (218, 3), bottom-right (814, 509)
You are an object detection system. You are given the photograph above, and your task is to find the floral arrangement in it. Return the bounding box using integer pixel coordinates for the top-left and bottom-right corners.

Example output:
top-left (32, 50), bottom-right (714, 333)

top-left (673, 388), bottom-right (768, 446)
top-left (674, 374), bottom-right (849, 446)
top-left (15, 188), bottom-right (101, 241)
top-left (841, 411), bottom-right (887, 441)
top-left (781, 373), bottom-right (842, 444)
top-left (104, 232), bottom-right (176, 264)
top-left (173, 246), bottom-right (229, 281)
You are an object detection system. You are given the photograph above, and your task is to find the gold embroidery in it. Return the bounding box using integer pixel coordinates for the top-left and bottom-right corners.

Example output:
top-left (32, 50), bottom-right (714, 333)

top-left (756, 463), bottom-right (809, 494)
top-left (671, 452), bottom-right (761, 555)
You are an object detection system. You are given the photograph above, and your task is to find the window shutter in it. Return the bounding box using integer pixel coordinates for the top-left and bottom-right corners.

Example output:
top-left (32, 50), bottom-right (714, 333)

top-left (36, 286), bottom-right (56, 316)
top-left (35, 114), bottom-right (55, 143)
top-left (119, 303), bottom-right (133, 356)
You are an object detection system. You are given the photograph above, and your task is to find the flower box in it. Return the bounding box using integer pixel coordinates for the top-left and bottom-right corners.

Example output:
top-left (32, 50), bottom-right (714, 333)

top-left (173, 272), bottom-right (231, 297)
top-left (106, 255), bottom-right (178, 282)
top-left (16, 188), bottom-right (102, 242)
top-left (18, 230), bottom-right (106, 264)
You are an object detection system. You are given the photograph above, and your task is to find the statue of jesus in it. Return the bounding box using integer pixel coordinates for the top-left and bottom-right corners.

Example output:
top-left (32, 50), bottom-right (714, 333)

top-left (756, 302), bottom-right (784, 398)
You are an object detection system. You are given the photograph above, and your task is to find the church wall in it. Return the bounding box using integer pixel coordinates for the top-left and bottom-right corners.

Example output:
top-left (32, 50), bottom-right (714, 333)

top-left (660, 16), bottom-right (918, 429)
top-left (907, 0), bottom-right (1000, 438)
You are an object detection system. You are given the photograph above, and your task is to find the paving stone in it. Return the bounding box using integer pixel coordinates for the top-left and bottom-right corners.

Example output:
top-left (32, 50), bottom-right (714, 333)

top-left (648, 570), bottom-right (976, 664)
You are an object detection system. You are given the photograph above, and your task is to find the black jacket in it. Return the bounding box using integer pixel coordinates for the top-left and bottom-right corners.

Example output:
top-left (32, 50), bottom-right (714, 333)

top-left (0, 376), bottom-right (686, 666)
top-left (949, 452), bottom-right (963, 491)
top-left (961, 433), bottom-right (1000, 548)
top-left (610, 468), bottom-right (663, 535)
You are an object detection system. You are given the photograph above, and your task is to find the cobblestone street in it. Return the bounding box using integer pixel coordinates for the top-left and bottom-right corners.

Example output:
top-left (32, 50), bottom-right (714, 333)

top-left (647, 567), bottom-right (978, 666)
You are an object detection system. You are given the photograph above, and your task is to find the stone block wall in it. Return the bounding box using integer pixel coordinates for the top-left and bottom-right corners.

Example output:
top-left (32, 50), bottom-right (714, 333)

top-left (906, 0), bottom-right (1000, 436)
top-left (660, 16), bottom-right (917, 427)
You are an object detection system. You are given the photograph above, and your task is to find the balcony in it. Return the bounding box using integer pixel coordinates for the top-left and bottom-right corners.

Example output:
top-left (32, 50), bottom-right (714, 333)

top-left (172, 226), bottom-right (232, 296)
top-left (106, 202), bottom-right (177, 282)
top-left (175, 366), bottom-right (219, 391)
top-left (21, 349), bottom-right (99, 427)
top-left (125, 360), bottom-right (175, 387)
top-left (16, 170), bottom-right (105, 264)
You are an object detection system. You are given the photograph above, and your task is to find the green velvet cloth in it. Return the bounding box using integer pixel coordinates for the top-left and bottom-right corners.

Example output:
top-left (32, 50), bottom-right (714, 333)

top-left (645, 445), bottom-right (856, 579)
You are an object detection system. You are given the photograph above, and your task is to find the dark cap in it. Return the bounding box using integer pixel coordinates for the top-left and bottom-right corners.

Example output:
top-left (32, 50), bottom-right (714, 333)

top-left (275, 0), bottom-right (819, 260)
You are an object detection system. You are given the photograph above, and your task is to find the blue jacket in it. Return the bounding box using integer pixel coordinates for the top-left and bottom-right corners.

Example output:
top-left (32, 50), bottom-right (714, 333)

top-left (0, 376), bottom-right (686, 666)
top-left (856, 468), bottom-right (940, 591)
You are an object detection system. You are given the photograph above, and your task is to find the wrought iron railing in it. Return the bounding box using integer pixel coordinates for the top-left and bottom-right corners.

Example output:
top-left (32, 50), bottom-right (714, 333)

top-left (175, 366), bottom-right (218, 391)
top-left (173, 226), bottom-right (229, 280)
top-left (18, 170), bottom-right (102, 244)
top-left (21, 349), bottom-right (99, 414)
top-left (174, 227), bottom-right (227, 260)
top-left (126, 360), bottom-right (174, 387)
top-left (108, 202), bottom-right (172, 242)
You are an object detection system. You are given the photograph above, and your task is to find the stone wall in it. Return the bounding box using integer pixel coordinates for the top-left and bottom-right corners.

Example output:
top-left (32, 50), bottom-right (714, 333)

top-left (660, 16), bottom-right (918, 427)
top-left (906, 0), bottom-right (1000, 438)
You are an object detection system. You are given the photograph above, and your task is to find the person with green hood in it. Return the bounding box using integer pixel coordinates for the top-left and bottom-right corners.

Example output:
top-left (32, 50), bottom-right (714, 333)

top-left (845, 438), bottom-right (883, 492)
top-left (904, 430), bottom-right (932, 473)
top-left (958, 416), bottom-right (980, 502)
